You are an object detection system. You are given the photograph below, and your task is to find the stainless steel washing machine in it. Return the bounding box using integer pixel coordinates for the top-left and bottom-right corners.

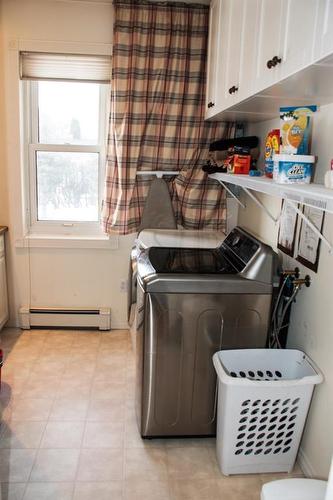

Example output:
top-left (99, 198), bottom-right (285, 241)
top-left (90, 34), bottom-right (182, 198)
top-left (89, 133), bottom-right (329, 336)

top-left (127, 229), bottom-right (226, 328)
top-left (135, 227), bottom-right (279, 438)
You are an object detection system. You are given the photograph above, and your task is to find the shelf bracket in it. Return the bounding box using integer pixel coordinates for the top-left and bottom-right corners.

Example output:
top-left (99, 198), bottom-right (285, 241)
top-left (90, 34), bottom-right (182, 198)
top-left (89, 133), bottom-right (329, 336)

top-left (284, 199), bottom-right (333, 254)
top-left (216, 180), bottom-right (246, 209)
top-left (243, 187), bottom-right (280, 224)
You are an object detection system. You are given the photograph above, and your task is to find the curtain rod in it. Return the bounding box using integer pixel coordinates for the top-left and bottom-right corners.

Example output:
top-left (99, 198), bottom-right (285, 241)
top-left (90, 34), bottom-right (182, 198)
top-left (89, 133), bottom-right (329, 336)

top-left (113, 0), bottom-right (209, 10)
top-left (137, 171), bottom-right (180, 178)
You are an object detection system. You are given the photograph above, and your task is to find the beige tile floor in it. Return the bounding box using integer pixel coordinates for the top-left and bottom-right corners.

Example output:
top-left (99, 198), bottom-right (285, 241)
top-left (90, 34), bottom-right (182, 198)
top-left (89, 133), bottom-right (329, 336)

top-left (0, 328), bottom-right (303, 500)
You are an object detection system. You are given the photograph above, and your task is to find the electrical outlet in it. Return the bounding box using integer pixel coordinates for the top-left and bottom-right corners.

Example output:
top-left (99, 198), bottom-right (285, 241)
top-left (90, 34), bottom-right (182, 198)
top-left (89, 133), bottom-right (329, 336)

top-left (120, 279), bottom-right (127, 293)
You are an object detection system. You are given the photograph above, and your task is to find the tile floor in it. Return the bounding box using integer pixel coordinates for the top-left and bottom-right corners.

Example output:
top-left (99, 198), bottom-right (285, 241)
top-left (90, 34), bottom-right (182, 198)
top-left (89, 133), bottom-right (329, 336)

top-left (0, 328), bottom-right (303, 500)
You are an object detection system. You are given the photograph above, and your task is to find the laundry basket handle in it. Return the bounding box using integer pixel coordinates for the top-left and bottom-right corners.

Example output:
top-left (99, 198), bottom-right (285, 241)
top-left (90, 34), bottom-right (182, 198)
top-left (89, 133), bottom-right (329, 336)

top-left (302, 353), bottom-right (324, 385)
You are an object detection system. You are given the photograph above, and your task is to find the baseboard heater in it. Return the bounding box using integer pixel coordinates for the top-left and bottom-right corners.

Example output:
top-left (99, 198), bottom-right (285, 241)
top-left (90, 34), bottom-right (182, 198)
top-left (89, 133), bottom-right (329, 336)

top-left (19, 306), bottom-right (111, 330)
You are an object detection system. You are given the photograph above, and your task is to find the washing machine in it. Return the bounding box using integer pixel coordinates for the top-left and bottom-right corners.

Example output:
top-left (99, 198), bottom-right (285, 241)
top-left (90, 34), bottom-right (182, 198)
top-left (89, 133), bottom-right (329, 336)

top-left (127, 229), bottom-right (226, 347)
top-left (135, 226), bottom-right (279, 437)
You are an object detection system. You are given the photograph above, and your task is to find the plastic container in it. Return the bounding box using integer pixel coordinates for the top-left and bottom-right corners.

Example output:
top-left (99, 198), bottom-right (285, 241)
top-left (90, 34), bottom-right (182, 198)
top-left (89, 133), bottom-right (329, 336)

top-left (273, 154), bottom-right (315, 184)
top-left (212, 349), bottom-right (323, 476)
top-left (324, 159), bottom-right (333, 189)
top-left (261, 478), bottom-right (327, 500)
top-left (264, 129), bottom-right (280, 178)
top-left (325, 171), bottom-right (333, 189)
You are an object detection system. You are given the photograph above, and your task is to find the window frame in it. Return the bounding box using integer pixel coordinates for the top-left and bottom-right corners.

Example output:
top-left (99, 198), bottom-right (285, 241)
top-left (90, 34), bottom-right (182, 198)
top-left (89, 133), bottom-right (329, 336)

top-left (24, 79), bottom-right (109, 237)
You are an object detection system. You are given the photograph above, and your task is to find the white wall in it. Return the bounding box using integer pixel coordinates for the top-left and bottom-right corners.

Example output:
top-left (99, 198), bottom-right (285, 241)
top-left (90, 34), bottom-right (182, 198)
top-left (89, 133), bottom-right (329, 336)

top-left (238, 104), bottom-right (333, 479)
top-left (1, 0), bottom-right (136, 329)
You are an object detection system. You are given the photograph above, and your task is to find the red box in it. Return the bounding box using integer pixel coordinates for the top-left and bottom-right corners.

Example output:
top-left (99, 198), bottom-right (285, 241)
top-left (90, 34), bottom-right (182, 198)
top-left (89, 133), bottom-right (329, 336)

top-left (227, 154), bottom-right (251, 174)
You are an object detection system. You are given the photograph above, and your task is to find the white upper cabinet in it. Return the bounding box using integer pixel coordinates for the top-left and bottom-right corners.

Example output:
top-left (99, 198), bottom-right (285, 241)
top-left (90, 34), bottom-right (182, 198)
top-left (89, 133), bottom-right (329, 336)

top-left (223, 0), bottom-right (260, 104)
top-left (314, 0), bottom-right (333, 60)
top-left (205, 0), bottom-right (258, 118)
top-left (205, 0), bottom-right (223, 118)
top-left (255, 0), bottom-right (318, 89)
top-left (205, 0), bottom-right (333, 121)
top-left (254, 0), bottom-right (284, 91)
top-left (254, 0), bottom-right (318, 89)
top-left (281, 0), bottom-right (319, 78)
top-left (237, 0), bottom-right (259, 101)
top-left (222, 0), bottom-right (244, 105)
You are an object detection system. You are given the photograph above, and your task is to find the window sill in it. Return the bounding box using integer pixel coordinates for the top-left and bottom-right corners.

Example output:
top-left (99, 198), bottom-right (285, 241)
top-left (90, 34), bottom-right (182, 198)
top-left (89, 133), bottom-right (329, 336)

top-left (15, 234), bottom-right (118, 250)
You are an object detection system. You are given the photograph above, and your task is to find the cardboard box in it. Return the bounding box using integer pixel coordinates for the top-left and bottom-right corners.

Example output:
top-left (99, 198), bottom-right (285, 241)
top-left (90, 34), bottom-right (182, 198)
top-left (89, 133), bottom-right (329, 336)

top-left (227, 154), bottom-right (251, 175)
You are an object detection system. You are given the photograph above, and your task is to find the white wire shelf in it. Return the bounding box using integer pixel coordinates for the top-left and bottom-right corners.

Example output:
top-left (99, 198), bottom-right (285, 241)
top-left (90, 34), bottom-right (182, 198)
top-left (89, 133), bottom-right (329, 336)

top-left (209, 173), bottom-right (333, 214)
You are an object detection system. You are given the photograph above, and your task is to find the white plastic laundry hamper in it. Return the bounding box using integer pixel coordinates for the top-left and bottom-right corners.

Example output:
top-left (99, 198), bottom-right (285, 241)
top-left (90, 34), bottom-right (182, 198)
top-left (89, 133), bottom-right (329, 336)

top-left (212, 349), bottom-right (323, 476)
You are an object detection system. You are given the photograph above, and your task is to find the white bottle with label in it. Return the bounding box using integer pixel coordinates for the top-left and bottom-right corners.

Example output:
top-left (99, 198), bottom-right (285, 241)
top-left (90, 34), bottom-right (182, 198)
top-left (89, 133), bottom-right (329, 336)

top-left (324, 159), bottom-right (333, 189)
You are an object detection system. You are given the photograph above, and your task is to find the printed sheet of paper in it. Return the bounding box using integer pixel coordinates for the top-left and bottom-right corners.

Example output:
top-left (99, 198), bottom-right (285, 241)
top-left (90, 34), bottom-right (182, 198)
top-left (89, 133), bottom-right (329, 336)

top-left (278, 201), bottom-right (298, 256)
top-left (297, 206), bottom-right (324, 268)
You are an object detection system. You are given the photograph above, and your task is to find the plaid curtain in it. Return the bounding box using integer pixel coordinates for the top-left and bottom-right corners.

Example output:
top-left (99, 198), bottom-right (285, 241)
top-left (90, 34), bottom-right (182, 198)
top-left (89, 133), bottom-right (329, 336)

top-left (102, 0), bottom-right (238, 235)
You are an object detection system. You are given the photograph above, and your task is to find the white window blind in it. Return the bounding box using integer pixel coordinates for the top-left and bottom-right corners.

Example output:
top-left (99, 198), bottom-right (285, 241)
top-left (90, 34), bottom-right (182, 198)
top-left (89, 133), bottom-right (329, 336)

top-left (20, 52), bottom-right (111, 83)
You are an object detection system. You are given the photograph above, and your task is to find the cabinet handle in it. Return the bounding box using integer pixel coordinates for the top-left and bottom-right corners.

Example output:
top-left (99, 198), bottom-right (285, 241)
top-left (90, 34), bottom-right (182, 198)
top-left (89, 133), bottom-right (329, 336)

top-left (267, 56), bottom-right (282, 69)
top-left (272, 56), bottom-right (282, 66)
top-left (228, 86), bottom-right (239, 94)
top-left (207, 101), bottom-right (215, 108)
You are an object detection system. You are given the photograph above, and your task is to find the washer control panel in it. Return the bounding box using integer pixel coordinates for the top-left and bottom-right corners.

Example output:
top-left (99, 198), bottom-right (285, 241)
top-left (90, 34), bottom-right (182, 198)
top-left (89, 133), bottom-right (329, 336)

top-left (223, 228), bottom-right (260, 265)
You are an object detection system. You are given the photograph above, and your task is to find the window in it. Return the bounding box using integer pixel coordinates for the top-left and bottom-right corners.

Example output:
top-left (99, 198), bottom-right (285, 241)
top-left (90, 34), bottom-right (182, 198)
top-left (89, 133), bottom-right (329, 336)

top-left (24, 71), bottom-right (109, 236)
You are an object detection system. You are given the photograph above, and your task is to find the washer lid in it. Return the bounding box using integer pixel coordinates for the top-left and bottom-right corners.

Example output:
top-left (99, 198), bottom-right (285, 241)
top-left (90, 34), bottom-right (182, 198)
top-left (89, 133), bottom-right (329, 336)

top-left (147, 247), bottom-right (238, 274)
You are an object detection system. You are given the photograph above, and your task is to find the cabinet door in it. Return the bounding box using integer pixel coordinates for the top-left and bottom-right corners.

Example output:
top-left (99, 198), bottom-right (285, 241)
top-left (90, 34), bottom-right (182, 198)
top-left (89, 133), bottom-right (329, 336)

top-left (205, 0), bottom-right (222, 118)
top-left (314, 0), bottom-right (333, 60)
top-left (237, 0), bottom-right (260, 101)
top-left (254, 0), bottom-right (284, 91)
top-left (281, 0), bottom-right (319, 78)
top-left (207, 0), bottom-right (259, 114)
top-left (0, 256), bottom-right (8, 329)
top-left (222, 0), bottom-right (245, 106)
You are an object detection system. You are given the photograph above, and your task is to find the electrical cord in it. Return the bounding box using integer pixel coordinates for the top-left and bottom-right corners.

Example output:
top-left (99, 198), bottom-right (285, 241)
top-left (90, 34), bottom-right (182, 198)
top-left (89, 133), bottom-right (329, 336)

top-left (269, 275), bottom-right (289, 347)
top-left (269, 275), bottom-right (289, 348)
top-left (271, 284), bottom-right (301, 349)
top-left (278, 285), bottom-right (301, 333)
top-left (271, 275), bottom-right (288, 326)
